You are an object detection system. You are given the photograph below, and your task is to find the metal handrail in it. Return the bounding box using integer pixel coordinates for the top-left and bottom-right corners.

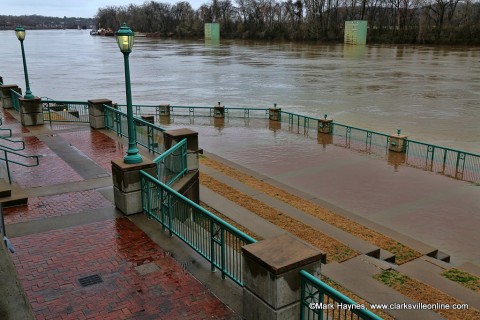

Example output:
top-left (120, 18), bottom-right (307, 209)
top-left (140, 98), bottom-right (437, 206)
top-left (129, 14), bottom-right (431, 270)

top-left (0, 146), bottom-right (40, 184)
top-left (140, 170), bottom-right (256, 286)
top-left (300, 270), bottom-right (383, 320)
top-left (103, 104), bottom-right (166, 156)
top-left (153, 138), bottom-right (188, 185)
top-left (0, 137), bottom-right (25, 151)
top-left (9, 89), bottom-right (21, 112)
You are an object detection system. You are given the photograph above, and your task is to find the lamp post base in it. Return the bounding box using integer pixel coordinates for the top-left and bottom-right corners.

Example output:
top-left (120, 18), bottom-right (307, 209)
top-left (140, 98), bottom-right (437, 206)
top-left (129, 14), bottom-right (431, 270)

top-left (123, 153), bottom-right (143, 164)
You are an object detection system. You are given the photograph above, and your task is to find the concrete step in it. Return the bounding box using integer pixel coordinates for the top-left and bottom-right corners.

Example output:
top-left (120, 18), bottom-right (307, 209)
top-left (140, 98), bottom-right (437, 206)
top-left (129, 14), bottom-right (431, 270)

top-left (201, 164), bottom-right (396, 262)
top-left (323, 255), bottom-right (445, 320)
top-left (427, 249), bottom-right (451, 263)
top-left (396, 257), bottom-right (480, 310)
top-left (0, 182), bottom-right (27, 207)
top-left (0, 178), bottom-right (12, 198)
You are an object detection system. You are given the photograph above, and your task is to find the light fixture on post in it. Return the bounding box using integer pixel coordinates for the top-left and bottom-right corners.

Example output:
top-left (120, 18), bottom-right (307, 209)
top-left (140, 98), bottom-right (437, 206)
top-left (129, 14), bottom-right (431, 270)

top-left (15, 26), bottom-right (34, 99)
top-left (116, 23), bottom-right (142, 164)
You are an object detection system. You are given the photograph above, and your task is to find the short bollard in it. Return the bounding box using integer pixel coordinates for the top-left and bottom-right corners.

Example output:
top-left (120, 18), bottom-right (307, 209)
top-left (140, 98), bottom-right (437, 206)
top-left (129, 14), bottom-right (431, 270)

top-left (389, 129), bottom-right (408, 153)
top-left (317, 114), bottom-right (333, 134)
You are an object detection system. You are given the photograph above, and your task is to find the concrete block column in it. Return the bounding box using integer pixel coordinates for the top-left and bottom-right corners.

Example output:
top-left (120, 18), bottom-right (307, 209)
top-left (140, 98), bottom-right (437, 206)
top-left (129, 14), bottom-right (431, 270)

top-left (157, 104), bottom-right (171, 116)
top-left (389, 129), bottom-right (408, 153)
top-left (20, 97), bottom-right (43, 126)
top-left (318, 114), bottom-right (333, 134)
top-left (88, 99), bottom-right (112, 129)
top-left (269, 104), bottom-right (281, 121)
top-left (213, 102), bottom-right (225, 118)
top-left (112, 159), bottom-right (156, 215)
top-left (163, 128), bottom-right (200, 172)
top-left (1, 85), bottom-right (21, 109)
top-left (241, 234), bottom-right (324, 320)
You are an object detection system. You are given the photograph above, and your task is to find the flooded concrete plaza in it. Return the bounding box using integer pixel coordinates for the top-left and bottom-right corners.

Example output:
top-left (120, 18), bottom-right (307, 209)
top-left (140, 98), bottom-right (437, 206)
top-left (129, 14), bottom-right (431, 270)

top-left (161, 116), bottom-right (480, 266)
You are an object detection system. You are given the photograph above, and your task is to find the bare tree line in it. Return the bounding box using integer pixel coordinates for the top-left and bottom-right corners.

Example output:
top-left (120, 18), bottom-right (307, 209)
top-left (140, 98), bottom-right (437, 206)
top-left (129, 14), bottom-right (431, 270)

top-left (95, 0), bottom-right (480, 43)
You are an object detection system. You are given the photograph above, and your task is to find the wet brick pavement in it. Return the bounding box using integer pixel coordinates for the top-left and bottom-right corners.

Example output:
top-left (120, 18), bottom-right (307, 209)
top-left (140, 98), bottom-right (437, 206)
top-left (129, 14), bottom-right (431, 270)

top-left (12, 218), bottom-right (234, 320)
top-left (10, 136), bottom-right (83, 188)
top-left (2, 108), bottom-right (236, 319)
top-left (61, 130), bottom-right (126, 173)
top-left (4, 190), bottom-right (114, 224)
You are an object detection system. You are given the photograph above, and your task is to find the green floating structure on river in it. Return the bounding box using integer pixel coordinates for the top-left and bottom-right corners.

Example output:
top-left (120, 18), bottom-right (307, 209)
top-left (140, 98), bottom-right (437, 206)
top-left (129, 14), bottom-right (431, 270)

top-left (344, 20), bottom-right (367, 45)
top-left (205, 23), bottom-right (220, 42)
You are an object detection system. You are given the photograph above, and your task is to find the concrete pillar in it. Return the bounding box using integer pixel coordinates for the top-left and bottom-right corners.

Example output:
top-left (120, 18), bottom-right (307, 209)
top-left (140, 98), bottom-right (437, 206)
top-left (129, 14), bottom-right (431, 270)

top-left (163, 128), bottom-right (200, 172)
top-left (1, 85), bottom-right (21, 109)
top-left (163, 128), bottom-right (200, 204)
top-left (20, 97), bottom-right (43, 126)
top-left (241, 234), bottom-right (324, 320)
top-left (158, 104), bottom-right (171, 116)
top-left (112, 159), bottom-right (156, 215)
top-left (269, 104), bottom-right (281, 121)
top-left (88, 99), bottom-right (112, 129)
top-left (141, 115), bottom-right (154, 124)
top-left (389, 129), bottom-right (408, 153)
top-left (318, 114), bottom-right (333, 134)
top-left (213, 102), bottom-right (225, 118)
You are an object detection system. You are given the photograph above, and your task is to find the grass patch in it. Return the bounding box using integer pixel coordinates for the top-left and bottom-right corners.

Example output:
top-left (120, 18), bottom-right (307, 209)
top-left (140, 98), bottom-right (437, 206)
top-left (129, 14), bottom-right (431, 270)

top-left (200, 173), bottom-right (358, 263)
top-left (200, 156), bottom-right (421, 264)
top-left (375, 270), bottom-right (480, 320)
top-left (442, 269), bottom-right (480, 293)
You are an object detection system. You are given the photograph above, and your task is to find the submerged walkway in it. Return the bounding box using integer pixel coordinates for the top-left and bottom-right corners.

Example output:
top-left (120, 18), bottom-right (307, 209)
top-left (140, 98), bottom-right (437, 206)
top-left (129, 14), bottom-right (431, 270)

top-left (1, 110), bottom-right (237, 320)
top-left (161, 117), bottom-right (480, 266)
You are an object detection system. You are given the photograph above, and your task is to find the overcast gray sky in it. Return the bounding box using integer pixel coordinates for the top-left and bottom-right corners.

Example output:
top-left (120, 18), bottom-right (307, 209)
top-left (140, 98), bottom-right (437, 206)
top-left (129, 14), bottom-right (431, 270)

top-left (2, 0), bottom-right (204, 18)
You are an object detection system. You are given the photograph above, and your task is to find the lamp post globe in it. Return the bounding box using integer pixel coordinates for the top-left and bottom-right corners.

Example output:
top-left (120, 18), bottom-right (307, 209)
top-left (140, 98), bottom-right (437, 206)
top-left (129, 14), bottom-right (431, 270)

top-left (116, 23), bottom-right (142, 164)
top-left (15, 26), bottom-right (34, 99)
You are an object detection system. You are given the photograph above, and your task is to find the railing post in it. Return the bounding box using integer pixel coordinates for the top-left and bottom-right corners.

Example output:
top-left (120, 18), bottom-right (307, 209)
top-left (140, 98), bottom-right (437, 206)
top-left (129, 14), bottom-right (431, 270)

top-left (88, 99), bottom-right (112, 129)
top-left (213, 102), bottom-right (225, 118)
top-left (389, 129), bottom-right (408, 153)
top-left (269, 103), bottom-right (281, 121)
top-left (241, 234), bottom-right (324, 320)
top-left (318, 114), bottom-right (333, 134)
top-left (20, 97), bottom-right (43, 126)
top-left (163, 128), bottom-right (200, 203)
top-left (112, 159), bottom-right (156, 215)
top-left (1, 85), bottom-right (20, 109)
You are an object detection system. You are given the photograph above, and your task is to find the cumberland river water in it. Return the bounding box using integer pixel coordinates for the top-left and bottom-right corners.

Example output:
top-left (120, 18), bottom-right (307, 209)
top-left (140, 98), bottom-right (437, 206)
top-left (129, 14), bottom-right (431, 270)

top-left (1, 29), bottom-right (479, 153)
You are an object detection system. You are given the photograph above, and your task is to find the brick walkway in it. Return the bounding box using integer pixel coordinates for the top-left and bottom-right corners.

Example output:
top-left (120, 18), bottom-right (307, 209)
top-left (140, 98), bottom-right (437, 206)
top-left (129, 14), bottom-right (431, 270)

top-left (2, 109), bottom-right (236, 320)
top-left (12, 218), bottom-right (233, 320)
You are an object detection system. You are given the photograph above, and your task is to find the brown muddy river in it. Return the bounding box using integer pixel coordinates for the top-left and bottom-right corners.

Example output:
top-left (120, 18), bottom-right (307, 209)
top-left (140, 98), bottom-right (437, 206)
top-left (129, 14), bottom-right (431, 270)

top-left (1, 29), bottom-right (479, 153)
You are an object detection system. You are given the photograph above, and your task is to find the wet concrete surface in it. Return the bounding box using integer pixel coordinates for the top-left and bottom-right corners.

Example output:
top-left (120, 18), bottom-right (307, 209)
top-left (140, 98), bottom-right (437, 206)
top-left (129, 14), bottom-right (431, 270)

top-left (162, 117), bottom-right (480, 266)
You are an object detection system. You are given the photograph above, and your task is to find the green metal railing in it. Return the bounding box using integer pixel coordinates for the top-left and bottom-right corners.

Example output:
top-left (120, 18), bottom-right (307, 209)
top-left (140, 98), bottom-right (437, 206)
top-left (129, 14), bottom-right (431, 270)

top-left (116, 104), bottom-right (270, 120)
top-left (154, 138), bottom-right (188, 185)
top-left (0, 147), bottom-right (40, 184)
top-left (104, 104), bottom-right (165, 156)
top-left (0, 136), bottom-right (25, 151)
top-left (300, 270), bottom-right (383, 320)
top-left (331, 123), bottom-right (391, 155)
top-left (280, 110), bottom-right (319, 134)
top-left (140, 170), bottom-right (256, 286)
top-left (10, 89), bottom-right (21, 112)
top-left (405, 139), bottom-right (480, 182)
top-left (42, 100), bottom-right (89, 124)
